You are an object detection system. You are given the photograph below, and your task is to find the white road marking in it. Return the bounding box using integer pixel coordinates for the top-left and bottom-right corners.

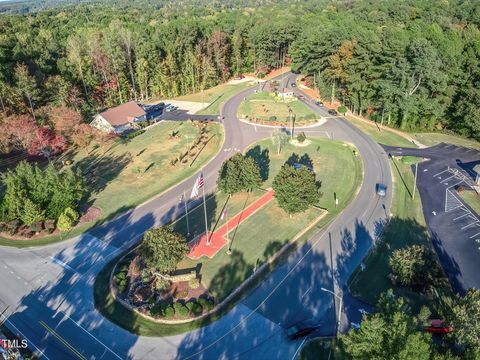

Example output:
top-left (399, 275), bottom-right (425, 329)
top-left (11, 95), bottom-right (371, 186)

top-left (50, 257), bottom-right (78, 275)
top-left (291, 337), bottom-right (307, 360)
top-left (432, 211), bottom-right (436, 216)
top-left (301, 286), bottom-right (312, 300)
top-left (470, 232), bottom-right (480, 239)
top-left (0, 314), bottom-right (50, 360)
top-left (55, 310), bottom-right (123, 360)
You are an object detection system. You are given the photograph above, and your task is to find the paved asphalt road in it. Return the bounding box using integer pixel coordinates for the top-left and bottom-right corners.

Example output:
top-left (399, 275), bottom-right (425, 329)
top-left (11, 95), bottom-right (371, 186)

top-left (0, 73), bottom-right (391, 360)
top-left (384, 143), bottom-right (480, 294)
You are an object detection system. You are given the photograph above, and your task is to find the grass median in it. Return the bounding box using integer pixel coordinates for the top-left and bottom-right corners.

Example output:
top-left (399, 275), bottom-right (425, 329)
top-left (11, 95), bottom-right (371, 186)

top-left (94, 136), bottom-right (363, 336)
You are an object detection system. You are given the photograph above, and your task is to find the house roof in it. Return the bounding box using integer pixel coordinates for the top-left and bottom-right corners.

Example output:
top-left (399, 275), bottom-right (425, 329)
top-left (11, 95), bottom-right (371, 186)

top-left (99, 101), bottom-right (146, 127)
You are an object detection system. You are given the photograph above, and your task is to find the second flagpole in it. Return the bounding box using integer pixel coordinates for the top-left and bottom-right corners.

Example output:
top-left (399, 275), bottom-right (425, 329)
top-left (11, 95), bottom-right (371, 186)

top-left (202, 177), bottom-right (209, 245)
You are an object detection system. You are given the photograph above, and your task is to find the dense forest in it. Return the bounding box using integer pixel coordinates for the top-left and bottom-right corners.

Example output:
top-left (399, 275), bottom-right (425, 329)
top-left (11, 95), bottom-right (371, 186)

top-left (0, 0), bottom-right (479, 153)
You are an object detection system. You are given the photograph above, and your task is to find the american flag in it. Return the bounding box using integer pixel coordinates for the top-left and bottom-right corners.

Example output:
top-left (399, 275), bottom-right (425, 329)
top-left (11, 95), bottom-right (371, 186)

top-left (221, 208), bottom-right (227, 220)
top-left (190, 172), bottom-right (204, 199)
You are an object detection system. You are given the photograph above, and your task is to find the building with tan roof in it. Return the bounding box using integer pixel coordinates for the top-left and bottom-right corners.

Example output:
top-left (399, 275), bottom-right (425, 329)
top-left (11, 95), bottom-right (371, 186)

top-left (90, 101), bottom-right (147, 133)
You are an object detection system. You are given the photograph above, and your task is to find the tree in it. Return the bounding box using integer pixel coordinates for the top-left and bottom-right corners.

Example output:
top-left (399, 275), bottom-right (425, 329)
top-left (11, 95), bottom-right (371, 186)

top-left (1, 161), bottom-right (85, 225)
top-left (271, 128), bottom-right (289, 155)
top-left (341, 290), bottom-right (433, 360)
top-left (139, 227), bottom-right (189, 274)
top-left (48, 106), bottom-right (82, 137)
top-left (446, 289), bottom-right (480, 351)
top-left (20, 199), bottom-right (45, 226)
top-left (28, 127), bottom-right (68, 158)
top-left (217, 153), bottom-right (262, 194)
top-left (71, 124), bottom-right (98, 152)
top-left (14, 63), bottom-right (40, 120)
top-left (57, 207), bottom-right (79, 231)
top-left (389, 245), bottom-right (439, 288)
top-left (272, 163), bottom-right (319, 215)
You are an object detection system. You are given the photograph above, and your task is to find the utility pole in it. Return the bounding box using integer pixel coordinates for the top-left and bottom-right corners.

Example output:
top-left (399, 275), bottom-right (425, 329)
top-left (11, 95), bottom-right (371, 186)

top-left (412, 162), bottom-right (418, 200)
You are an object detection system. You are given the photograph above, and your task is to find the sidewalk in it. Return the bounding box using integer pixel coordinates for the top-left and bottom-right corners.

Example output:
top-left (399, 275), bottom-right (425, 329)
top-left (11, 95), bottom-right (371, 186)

top-left (187, 190), bottom-right (275, 259)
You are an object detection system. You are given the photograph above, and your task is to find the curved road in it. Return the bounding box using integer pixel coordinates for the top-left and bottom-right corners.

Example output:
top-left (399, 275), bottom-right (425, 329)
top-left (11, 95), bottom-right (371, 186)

top-left (0, 73), bottom-right (392, 360)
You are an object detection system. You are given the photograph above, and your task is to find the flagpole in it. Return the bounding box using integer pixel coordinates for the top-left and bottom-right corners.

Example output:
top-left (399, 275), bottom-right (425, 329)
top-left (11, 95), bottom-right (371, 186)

top-left (202, 179), bottom-right (209, 245)
top-left (226, 207), bottom-right (231, 255)
top-left (183, 190), bottom-right (190, 237)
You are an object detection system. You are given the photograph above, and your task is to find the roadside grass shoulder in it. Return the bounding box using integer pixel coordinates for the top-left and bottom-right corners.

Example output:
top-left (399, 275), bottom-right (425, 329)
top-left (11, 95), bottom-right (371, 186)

top-left (348, 117), bottom-right (417, 148)
top-left (412, 132), bottom-right (480, 150)
top-left (348, 156), bottom-right (451, 313)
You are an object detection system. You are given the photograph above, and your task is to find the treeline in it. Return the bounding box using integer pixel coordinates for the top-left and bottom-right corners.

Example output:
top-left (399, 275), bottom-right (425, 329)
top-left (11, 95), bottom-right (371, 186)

top-left (0, 0), bottom-right (300, 125)
top-left (0, 0), bottom-right (479, 141)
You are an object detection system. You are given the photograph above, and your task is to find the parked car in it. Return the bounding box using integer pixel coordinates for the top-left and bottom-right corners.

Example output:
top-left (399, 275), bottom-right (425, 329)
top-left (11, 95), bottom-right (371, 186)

top-left (327, 109), bottom-right (338, 116)
top-left (425, 320), bottom-right (453, 334)
top-left (151, 102), bottom-right (165, 111)
top-left (376, 183), bottom-right (387, 196)
top-left (285, 321), bottom-right (321, 340)
top-left (291, 82), bottom-right (296, 87)
top-left (165, 105), bottom-right (177, 112)
top-left (315, 101), bottom-right (324, 106)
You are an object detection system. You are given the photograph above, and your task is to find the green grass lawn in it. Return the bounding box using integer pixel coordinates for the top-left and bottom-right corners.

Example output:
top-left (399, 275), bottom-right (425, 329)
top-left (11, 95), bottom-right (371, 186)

top-left (458, 190), bottom-right (480, 215)
top-left (237, 92), bottom-right (319, 124)
top-left (412, 132), bottom-right (480, 149)
top-left (175, 82), bottom-right (254, 115)
top-left (348, 156), bottom-right (451, 313)
top-left (348, 117), bottom-right (417, 148)
top-left (0, 121), bottom-right (223, 247)
top-left (94, 137), bottom-right (363, 335)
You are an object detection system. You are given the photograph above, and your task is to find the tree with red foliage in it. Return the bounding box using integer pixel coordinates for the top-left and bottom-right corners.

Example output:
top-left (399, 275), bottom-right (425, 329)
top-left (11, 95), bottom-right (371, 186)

top-left (48, 106), bottom-right (82, 137)
top-left (71, 124), bottom-right (97, 153)
top-left (0, 115), bottom-right (38, 153)
top-left (28, 127), bottom-right (68, 158)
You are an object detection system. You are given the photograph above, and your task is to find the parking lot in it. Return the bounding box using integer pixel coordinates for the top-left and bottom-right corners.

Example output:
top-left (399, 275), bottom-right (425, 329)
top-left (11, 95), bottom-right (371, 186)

top-left (383, 143), bottom-right (480, 294)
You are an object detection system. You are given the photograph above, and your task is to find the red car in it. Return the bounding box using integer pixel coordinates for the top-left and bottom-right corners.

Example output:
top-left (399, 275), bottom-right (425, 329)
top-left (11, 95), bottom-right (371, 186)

top-left (425, 319), bottom-right (453, 334)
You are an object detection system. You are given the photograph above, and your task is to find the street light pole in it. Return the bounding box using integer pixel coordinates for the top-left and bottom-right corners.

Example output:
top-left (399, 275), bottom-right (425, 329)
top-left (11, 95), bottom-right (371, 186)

top-left (321, 287), bottom-right (343, 335)
top-left (412, 162), bottom-right (418, 200)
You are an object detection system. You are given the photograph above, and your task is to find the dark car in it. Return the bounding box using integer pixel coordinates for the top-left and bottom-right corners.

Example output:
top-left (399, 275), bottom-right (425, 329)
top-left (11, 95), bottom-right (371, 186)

top-left (327, 109), bottom-right (338, 116)
top-left (152, 102), bottom-right (165, 111)
top-left (285, 321), bottom-right (320, 340)
top-left (376, 183), bottom-right (387, 196)
top-left (315, 101), bottom-right (324, 106)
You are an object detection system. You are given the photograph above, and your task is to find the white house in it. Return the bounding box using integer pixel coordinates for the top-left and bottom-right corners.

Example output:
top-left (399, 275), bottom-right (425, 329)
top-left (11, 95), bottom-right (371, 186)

top-left (90, 101), bottom-right (147, 134)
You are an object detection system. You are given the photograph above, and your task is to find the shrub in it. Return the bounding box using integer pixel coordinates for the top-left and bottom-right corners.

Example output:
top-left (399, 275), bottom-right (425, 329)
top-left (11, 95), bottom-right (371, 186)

top-left (269, 116), bottom-right (277, 121)
top-left (257, 72), bottom-right (266, 79)
top-left (148, 297), bottom-right (156, 305)
top-left (155, 278), bottom-right (171, 292)
top-left (304, 113), bottom-right (316, 120)
top-left (115, 272), bottom-right (126, 281)
top-left (57, 207), bottom-right (79, 231)
top-left (164, 305), bottom-right (175, 319)
top-left (174, 302), bottom-right (189, 317)
top-left (125, 130), bottom-right (145, 140)
top-left (297, 132), bottom-right (306, 143)
top-left (338, 105), bottom-right (347, 115)
top-left (189, 301), bottom-right (203, 316)
top-left (150, 303), bottom-right (165, 317)
top-left (189, 278), bottom-right (200, 289)
top-left (198, 297), bottom-right (214, 311)
top-left (174, 290), bottom-right (189, 299)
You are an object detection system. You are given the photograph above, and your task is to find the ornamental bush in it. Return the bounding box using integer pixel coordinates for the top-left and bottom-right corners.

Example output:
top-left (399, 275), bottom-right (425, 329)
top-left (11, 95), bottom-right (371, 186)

top-left (57, 207), bottom-right (79, 231)
top-left (174, 302), bottom-right (189, 317)
top-left (297, 132), bottom-right (306, 143)
top-left (164, 305), bottom-right (175, 319)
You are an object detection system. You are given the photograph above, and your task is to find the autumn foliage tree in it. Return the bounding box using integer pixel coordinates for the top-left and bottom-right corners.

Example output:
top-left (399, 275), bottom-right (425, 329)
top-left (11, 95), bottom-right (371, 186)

top-left (48, 106), bottom-right (82, 137)
top-left (28, 127), bottom-right (68, 157)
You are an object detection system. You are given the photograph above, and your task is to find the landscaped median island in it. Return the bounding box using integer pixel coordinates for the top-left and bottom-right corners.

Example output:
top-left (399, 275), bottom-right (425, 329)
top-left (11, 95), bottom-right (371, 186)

top-left (0, 120), bottom-right (223, 247)
top-left (237, 90), bottom-right (320, 126)
top-left (94, 136), bottom-right (363, 335)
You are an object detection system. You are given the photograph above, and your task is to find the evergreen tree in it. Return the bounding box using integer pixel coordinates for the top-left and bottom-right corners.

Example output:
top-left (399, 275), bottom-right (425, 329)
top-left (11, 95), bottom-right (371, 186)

top-left (217, 153), bottom-right (262, 194)
top-left (272, 163), bottom-right (319, 214)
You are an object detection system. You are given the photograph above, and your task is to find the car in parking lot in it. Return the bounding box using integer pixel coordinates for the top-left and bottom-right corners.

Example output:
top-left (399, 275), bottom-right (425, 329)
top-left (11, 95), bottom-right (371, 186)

top-left (165, 104), bottom-right (178, 112)
top-left (285, 321), bottom-right (321, 340)
top-left (376, 183), bottom-right (387, 196)
top-left (327, 109), bottom-right (338, 116)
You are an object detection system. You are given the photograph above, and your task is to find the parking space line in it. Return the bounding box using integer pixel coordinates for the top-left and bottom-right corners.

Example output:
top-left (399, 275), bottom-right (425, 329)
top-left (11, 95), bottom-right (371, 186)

top-left (461, 221), bottom-right (480, 230)
top-left (454, 213), bottom-right (470, 221)
top-left (470, 232), bottom-right (480, 239)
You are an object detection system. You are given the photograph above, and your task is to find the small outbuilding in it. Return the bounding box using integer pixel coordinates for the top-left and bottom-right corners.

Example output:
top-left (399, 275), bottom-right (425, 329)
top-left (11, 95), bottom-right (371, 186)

top-left (90, 101), bottom-right (147, 133)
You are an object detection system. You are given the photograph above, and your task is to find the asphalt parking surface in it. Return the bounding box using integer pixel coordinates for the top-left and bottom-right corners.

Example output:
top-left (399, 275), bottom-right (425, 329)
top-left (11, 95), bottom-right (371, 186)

top-left (384, 143), bottom-right (480, 294)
